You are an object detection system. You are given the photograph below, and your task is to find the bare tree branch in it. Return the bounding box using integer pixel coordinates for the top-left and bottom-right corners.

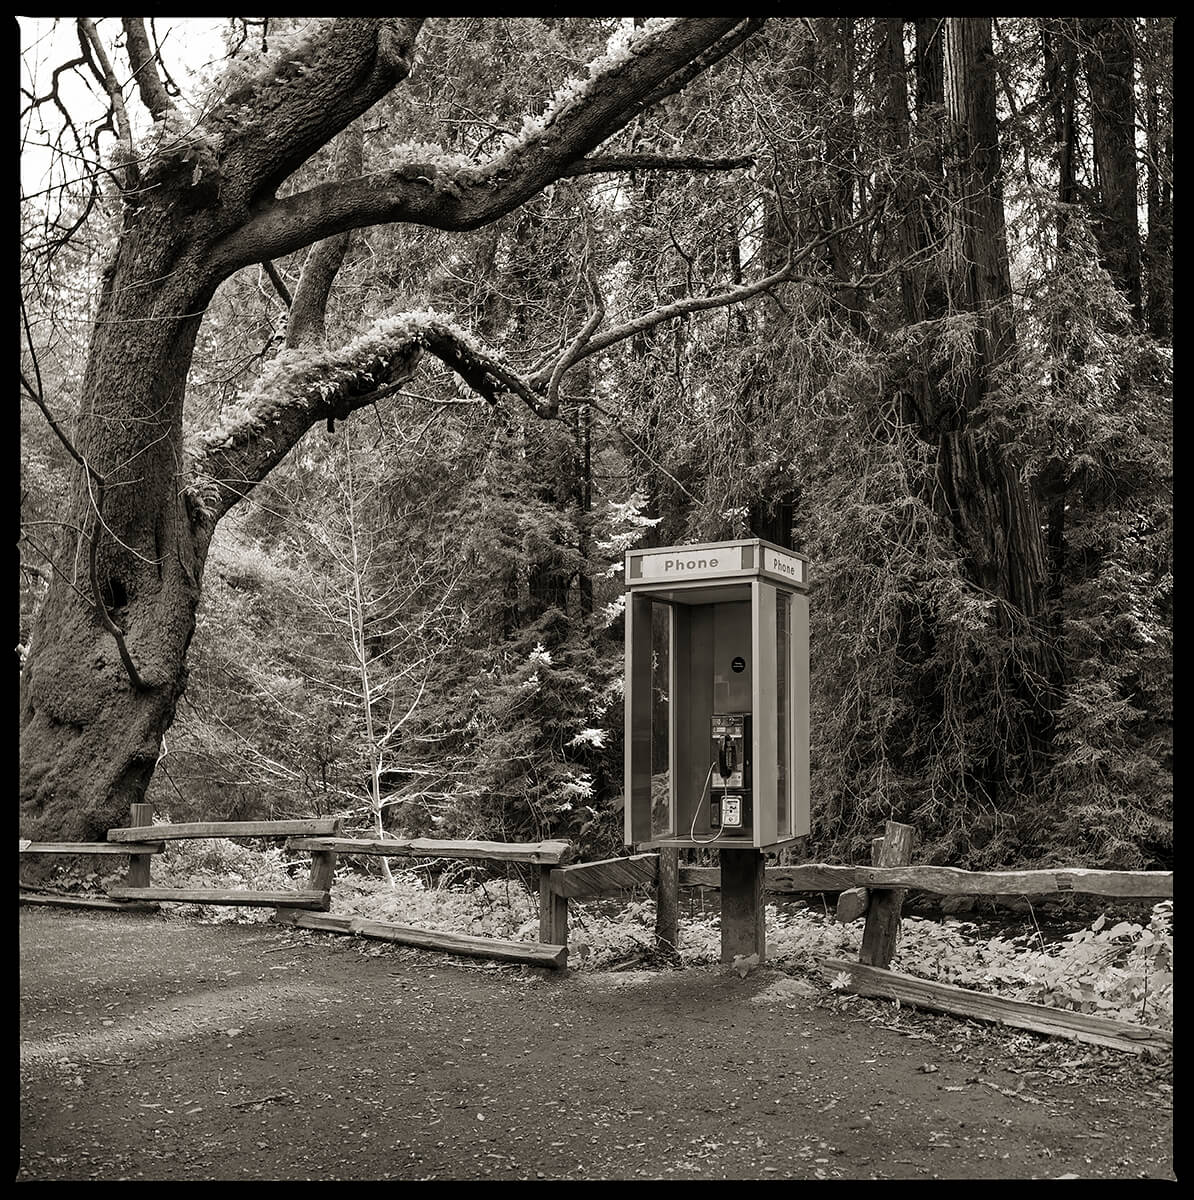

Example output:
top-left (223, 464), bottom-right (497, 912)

top-left (122, 18), bottom-right (175, 120)
top-left (530, 200), bottom-right (899, 380)
top-left (546, 267), bottom-right (606, 413)
top-left (262, 260), bottom-right (293, 307)
top-left (148, 18), bottom-right (184, 97)
top-left (77, 18), bottom-right (134, 188)
top-left (561, 153), bottom-right (755, 176)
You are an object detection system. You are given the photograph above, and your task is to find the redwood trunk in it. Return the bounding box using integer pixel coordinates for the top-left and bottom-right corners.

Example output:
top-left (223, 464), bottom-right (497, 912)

top-left (1080, 17), bottom-right (1142, 325)
top-left (1141, 17), bottom-right (1172, 340)
top-left (936, 18), bottom-right (1047, 622)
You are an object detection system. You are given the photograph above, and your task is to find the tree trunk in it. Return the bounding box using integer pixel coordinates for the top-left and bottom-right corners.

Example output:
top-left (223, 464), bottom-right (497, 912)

top-left (1141, 17), bottom-right (1172, 340)
top-left (936, 17), bottom-right (1047, 622)
top-left (20, 209), bottom-right (219, 840)
top-left (880, 17), bottom-right (943, 431)
top-left (1040, 17), bottom-right (1082, 676)
top-left (1080, 17), bottom-right (1142, 325)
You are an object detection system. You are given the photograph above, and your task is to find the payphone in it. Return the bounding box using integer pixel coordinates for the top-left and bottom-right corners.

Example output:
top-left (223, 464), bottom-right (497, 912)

top-left (623, 538), bottom-right (810, 850)
top-left (710, 712), bottom-right (751, 833)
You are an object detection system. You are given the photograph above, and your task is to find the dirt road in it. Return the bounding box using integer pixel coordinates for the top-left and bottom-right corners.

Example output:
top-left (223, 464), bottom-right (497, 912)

top-left (18, 906), bottom-right (1175, 1180)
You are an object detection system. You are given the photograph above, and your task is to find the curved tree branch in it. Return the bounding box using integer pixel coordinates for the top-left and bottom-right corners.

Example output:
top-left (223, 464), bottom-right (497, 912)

top-left (545, 268), bottom-right (606, 414)
top-left (561, 153), bottom-right (755, 176)
top-left (185, 198), bottom-right (904, 534)
top-left (209, 18), bottom-right (762, 274)
top-left (203, 18), bottom-right (425, 214)
top-left (183, 321), bottom-right (429, 527)
top-left (182, 307), bottom-right (576, 529)
top-left (530, 200), bottom-right (898, 377)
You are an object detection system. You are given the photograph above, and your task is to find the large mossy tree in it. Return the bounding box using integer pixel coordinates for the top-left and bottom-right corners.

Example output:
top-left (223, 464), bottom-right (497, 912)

top-left (19, 17), bottom-right (766, 840)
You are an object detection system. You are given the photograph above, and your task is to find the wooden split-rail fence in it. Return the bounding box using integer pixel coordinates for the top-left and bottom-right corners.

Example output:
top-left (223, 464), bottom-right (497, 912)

top-left (20, 803), bottom-right (575, 968)
top-left (20, 812), bottom-right (1172, 1054)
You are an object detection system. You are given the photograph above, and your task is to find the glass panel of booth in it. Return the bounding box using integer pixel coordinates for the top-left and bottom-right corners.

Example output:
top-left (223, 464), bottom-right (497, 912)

top-left (753, 581), bottom-right (799, 846)
top-left (650, 599), bottom-right (672, 840)
top-left (777, 589), bottom-right (792, 839)
top-left (624, 592), bottom-right (676, 843)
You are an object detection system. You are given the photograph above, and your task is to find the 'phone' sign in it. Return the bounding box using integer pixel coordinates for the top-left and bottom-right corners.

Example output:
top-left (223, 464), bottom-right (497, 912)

top-left (637, 546), bottom-right (741, 581)
top-left (763, 548), bottom-right (805, 584)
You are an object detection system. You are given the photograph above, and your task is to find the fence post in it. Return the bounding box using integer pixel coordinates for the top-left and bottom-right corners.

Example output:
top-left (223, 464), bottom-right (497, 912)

top-left (539, 867), bottom-right (568, 947)
top-left (305, 848), bottom-right (337, 913)
top-left (126, 803), bottom-right (154, 887)
top-left (654, 846), bottom-right (679, 955)
top-left (859, 820), bottom-right (915, 968)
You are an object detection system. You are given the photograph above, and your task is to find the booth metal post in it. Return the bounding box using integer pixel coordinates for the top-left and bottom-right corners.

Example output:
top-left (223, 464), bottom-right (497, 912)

top-left (719, 846), bottom-right (765, 963)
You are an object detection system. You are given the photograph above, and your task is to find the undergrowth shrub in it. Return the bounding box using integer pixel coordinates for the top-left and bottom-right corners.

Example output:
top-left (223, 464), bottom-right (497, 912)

top-left (331, 867), bottom-right (540, 940)
top-left (892, 901), bottom-right (1173, 1030)
top-left (152, 837), bottom-right (299, 923)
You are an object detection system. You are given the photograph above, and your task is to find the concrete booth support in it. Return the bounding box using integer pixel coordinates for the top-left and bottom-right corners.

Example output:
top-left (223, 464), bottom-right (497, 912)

top-left (623, 539), bottom-right (810, 962)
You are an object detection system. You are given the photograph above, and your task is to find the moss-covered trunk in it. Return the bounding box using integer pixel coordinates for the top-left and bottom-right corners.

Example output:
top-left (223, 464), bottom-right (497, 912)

top-left (19, 207), bottom-right (216, 841)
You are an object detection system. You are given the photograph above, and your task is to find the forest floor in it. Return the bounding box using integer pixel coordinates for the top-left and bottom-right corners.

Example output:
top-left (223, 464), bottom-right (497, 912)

top-left (18, 905), bottom-right (1175, 1182)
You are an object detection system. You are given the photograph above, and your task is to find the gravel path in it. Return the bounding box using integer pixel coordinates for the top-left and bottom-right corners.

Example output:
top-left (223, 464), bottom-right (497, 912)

top-left (19, 906), bottom-right (1175, 1180)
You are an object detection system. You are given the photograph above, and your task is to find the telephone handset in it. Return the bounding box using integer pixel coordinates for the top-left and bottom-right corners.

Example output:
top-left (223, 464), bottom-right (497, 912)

top-left (717, 734), bottom-right (736, 780)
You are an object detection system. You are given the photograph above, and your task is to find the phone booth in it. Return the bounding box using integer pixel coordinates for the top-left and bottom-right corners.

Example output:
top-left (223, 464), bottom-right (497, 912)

top-left (623, 539), bottom-right (810, 962)
top-left (624, 538), bottom-right (810, 850)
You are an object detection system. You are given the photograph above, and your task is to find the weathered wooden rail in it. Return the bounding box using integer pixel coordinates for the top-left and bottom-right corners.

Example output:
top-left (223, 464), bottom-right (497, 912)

top-left (20, 807), bottom-right (574, 969)
top-left (280, 835), bottom-right (574, 966)
top-left (539, 822), bottom-right (1172, 1054)
top-left (674, 863), bottom-right (1172, 899)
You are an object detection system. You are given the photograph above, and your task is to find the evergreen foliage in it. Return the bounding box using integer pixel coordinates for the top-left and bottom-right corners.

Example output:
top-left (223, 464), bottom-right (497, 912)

top-left (20, 18), bottom-right (1171, 871)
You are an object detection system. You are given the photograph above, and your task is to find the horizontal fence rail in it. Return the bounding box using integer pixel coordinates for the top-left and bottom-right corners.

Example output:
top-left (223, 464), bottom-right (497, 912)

top-left (21, 841), bottom-right (165, 856)
top-left (286, 836), bottom-right (573, 865)
top-left (107, 887), bottom-right (330, 910)
top-left (275, 910), bottom-right (567, 968)
top-left (106, 819), bottom-right (341, 842)
top-left (677, 864), bottom-right (1173, 899)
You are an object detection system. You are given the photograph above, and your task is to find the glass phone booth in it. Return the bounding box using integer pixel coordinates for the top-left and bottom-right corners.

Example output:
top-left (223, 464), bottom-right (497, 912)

top-left (623, 539), bottom-right (810, 850)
